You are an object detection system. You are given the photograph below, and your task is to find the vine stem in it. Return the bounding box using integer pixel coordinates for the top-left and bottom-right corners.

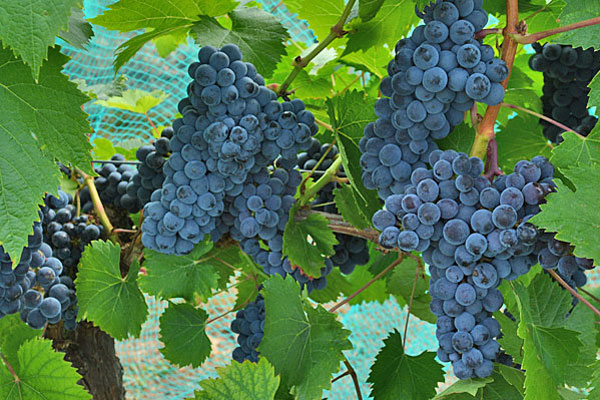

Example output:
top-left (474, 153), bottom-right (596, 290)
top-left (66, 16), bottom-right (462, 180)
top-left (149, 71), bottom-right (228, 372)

top-left (277, 0), bottom-right (357, 96)
top-left (547, 269), bottom-right (600, 319)
top-left (474, 28), bottom-right (503, 39)
top-left (512, 16), bottom-right (600, 44)
top-left (315, 118), bottom-right (334, 132)
top-left (298, 156), bottom-right (343, 207)
top-left (501, 102), bottom-right (585, 139)
top-left (75, 168), bottom-right (118, 243)
top-left (470, 0), bottom-right (520, 159)
top-left (328, 255), bottom-right (404, 313)
top-left (343, 358), bottom-right (363, 400)
top-left (483, 138), bottom-right (503, 180)
top-left (402, 260), bottom-right (422, 349)
top-left (144, 111), bottom-right (159, 137)
top-left (0, 354), bottom-right (19, 382)
top-left (580, 287), bottom-right (600, 305)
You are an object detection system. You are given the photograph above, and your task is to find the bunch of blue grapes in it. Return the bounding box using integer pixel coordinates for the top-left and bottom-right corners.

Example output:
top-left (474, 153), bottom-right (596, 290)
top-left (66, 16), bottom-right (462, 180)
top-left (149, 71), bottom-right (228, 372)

top-left (299, 138), bottom-right (370, 274)
top-left (0, 216), bottom-right (44, 320)
top-left (231, 294), bottom-right (265, 363)
top-left (529, 43), bottom-right (600, 143)
top-left (81, 154), bottom-right (141, 213)
top-left (125, 127), bottom-right (173, 207)
top-left (372, 151), bottom-right (559, 378)
top-left (141, 44), bottom-right (318, 255)
top-left (20, 243), bottom-right (78, 330)
top-left (42, 190), bottom-right (103, 272)
top-left (360, 0), bottom-right (509, 201)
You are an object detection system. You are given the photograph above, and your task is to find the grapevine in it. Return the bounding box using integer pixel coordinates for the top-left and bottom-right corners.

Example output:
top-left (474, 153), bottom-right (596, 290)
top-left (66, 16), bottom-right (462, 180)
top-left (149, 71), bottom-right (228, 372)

top-left (1, 0), bottom-right (600, 399)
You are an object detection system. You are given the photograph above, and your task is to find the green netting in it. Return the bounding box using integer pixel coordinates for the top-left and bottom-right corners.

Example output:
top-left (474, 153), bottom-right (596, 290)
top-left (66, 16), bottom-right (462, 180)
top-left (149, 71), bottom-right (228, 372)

top-left (61, 1), bottom-right (600, 399)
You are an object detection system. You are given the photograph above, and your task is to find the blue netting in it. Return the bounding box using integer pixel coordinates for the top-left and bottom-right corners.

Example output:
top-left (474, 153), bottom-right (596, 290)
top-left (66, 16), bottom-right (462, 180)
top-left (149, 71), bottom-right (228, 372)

top-left (61, 2), bottom-right (600, 399)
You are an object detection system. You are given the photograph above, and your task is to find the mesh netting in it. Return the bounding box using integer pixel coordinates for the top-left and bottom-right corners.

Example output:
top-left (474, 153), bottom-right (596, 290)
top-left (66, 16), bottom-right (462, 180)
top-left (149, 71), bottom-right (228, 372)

top-left (61, 1), bottom-right (600, 398)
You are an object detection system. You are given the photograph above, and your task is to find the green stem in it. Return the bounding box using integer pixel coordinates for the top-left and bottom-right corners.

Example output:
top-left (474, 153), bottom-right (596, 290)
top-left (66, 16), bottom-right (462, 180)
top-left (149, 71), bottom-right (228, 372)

top-left (298, 156), bottom-right (343, 207)
top-left (75, 168), bottom-right (118, 244)
top-left (512, 16), bottom-right (600, 44)
top-left (277, 0), bottom-right (357, 96)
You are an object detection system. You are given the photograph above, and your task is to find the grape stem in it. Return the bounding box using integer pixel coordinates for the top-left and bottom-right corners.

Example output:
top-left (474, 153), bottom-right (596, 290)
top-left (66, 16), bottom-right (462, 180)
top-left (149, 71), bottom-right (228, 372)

top-left (500, 102), bottom-right (585, 139)
top-left (92, 160), bottom-right (142, 165)
top-left (0, 353), bottom-right (19, 382)
top-left (298, 155), bottom-right (343, 207)
top-left (403, 259), bottom-right (423, 349)
top-left (579, 287), bottom-right (600, 305)
top-left (343, 358), bottom-right (363, 400)
top-left (511, 16), bottom-right (600, 44)
top-left (277, 0), bottom-right (357, 97)
top-left (474, 28), bottom-right (503, 39)
top-left (547, 269), bottom-right (600, 319)
top-left (144, 111), bottom-right (159, 137)
top-left (315, 118), bottom-right (334, 132)
top-left (75, 168), bottom-right (119, 244)
top-left (483, 138), bottom-right (503, 180)
top-left (328, 255), bottom-right (404, 313)
top-left (470, 0), bottom-right (521, 159)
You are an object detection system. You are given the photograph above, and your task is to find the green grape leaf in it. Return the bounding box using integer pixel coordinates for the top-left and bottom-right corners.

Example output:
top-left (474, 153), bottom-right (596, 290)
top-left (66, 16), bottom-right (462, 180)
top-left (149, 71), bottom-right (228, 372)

top-left (478, 371), bottom-right (524, 400)
top-left (386, 257), bottom-right (435, 324)
top-left (193, 7), bottom-right (289, 78)
top-left (205, 243), bottom-right (251, 290)
top-left (333, 184), bottom-right (371, 230)
top-left (192, 358), bottom-right (280, 400)
top-left (340, 45), bottom-right (391, 79)
top-left (59, 8), bottom-right (94, 50)
top-left (0, 46), bottom-right (92, 171)
top-left (359, 0), bottom-right (386, 22)
top-left (563, 303), bottom-right (597, 387)
top-left (234, 274), bottom-right (263, 309)
top-left (95, 89), bottom-right (169, 115)
top-left (284, 0), bottom-right (345, 41)
top-left (153, 29), bottom-right (189, 58)
top-left (282, 204), bottom-right (338, 277)
top-left (345, 267), bottom-right (388, 305)
top-left (514, 273), bottom-right (583, 394)
top-left (76, 240), bottom-right (148, 340)
top-left (588, 361), bottom-right (600, 400)
top-left (0, 49), bottom-right (95, 260)
top-left (557, 0), bottom-right (600, 50)
top-left (91, 0), bottom-right (237, 29)
top-left (530, 165), bottom-right (600, 264)
top-left (497, 364), bottom-right (525, 396)
top-left (495, 310), bottom-right (523, 365)
top-left (588, 71), bottom-right (600, 109)
top-left (343, 0), bottom-right (419, 56)
top-left (550, 128), bottom-right (600, 169)
top-left (91, 0), bottom-right (238, 71)
top-left (259, 276), bottom-right (351, 400)
top-left (73, 76), bottom-right (128, 100)
top-left (159, 302), bottom-right (211, 368)
top-left (437, 122), bottom-right (476, 155)
top-left (139, 242), bottom-right (219, 301)
top-left (496, 115), bottom-right (553, 173)
top-left (114, 25), bottom-right (192, 72)
top-left (0, 338), bottom-right (90, 399)
top-left (309, 269), bottom-right (353, 303)
top-left (434, 377), bottom-right (493, 398)
top-left (92, 138), bottom-right (118, 160)
top-left (327, 90), bottom-right (381, 218)
top-left (0, 0), bottom-right (80, 79)
top-left (368, 330), bottom-right (444, 400)
top-left (0, 315), bottom-right (41, 366)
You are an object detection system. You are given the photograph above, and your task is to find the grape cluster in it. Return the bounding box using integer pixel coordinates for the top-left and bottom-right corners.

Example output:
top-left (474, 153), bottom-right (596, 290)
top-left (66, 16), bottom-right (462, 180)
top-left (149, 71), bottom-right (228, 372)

top-left (529, 43), bottom-right (600, 143)
top-left (0, 217), bottom-right (44, 320)
top-left (42, 190), bottom-right (103, 272)
top-left (231, 294), bottom-right (265, 363)
top-left (299, 138), bottom-right (370, 274)
top-left (20, 243), bottom-right (78, 330)
top-left (372, 151), bottom-right (559, 378)
top-left (361, 0), bottom-right (508, 201)
top-left (82, 154), bottom-right (141, 213)
top-left (126, 127), bottom-right (173, 207)
top-left (141, 44), bottom-right (318, 255)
